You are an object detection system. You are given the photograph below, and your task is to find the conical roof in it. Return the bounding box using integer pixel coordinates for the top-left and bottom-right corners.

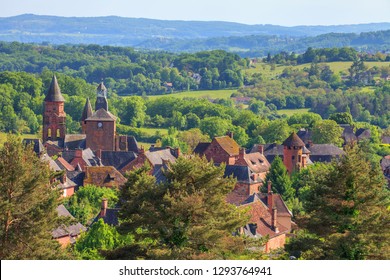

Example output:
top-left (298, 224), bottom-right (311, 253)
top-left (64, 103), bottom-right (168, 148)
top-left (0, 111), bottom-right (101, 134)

top-left (81, 98), bottom-right (93, 121)
top-left (283, 132), bottom-right (305, 147)
top-left (97, 82), bottom-right (107, 92)
top-left (44, 75), bottom-right (65, 102)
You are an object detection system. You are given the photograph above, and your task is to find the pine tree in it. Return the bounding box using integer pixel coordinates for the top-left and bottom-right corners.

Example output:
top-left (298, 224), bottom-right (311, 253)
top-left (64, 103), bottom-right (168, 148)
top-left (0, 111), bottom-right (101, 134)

top-left (116, 156), bottom-right (251, 259)
top-left (264, 156), bottom-right (295, 201)
top-left (302, 144), bottom-right (390, 259)
top-left (0, 135), bottom-right (69, 259)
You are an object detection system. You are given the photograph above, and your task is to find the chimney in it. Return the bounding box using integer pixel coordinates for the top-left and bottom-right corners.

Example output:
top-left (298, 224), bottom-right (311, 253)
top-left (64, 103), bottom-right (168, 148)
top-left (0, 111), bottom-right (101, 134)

top-left (100, 198), bottom-right (108, 218)
top-left (272, 208), bottom-right (279, 233)
top-left (174, 147), bottom-right (181, 158)
top-left (258, 144), bottom-right (264, 155)
top-left (226, 131), bottom-right (233, 139)
top-left (139, 145), bottom-right (145, 155)
top-left (75, 149), bottom-right (82, 159)
top-left (267, 181), bottom-right (273, 213)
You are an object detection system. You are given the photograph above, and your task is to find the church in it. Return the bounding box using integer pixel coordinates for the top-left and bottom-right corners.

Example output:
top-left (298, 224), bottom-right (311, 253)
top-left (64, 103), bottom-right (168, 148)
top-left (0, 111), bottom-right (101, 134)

top-left (42, 75), bottom-right (138, 156)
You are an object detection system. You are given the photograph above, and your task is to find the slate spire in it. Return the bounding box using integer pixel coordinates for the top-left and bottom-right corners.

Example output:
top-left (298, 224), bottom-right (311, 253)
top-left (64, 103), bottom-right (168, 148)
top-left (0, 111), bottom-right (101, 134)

top-left (95, 82), bottom-right (108, 111)
top-left (44, 75), bottom-right (65, 102)
top-left (81, 97), bottom-right (93, 121)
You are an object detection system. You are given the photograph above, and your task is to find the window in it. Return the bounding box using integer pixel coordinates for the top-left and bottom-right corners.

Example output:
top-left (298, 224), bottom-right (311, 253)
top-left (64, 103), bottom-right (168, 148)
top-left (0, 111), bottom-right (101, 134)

top-left (48, 128), bottom-right (51, 138)
top-left (56, 129), bottom-right (60, 138)
top-left (292, 155), bottom-right (295, 160)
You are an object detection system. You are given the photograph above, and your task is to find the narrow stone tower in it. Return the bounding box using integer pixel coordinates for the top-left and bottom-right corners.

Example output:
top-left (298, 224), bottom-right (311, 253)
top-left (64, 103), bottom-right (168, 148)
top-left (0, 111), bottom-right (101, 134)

top-left (282, 132), bottom-right (305, 175)
top-left (43, 75), bottom-right (66, 143)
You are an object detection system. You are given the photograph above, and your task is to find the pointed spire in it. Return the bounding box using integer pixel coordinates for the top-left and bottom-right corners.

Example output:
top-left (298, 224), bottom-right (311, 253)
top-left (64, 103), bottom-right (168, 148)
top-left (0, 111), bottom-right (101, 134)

top-left (81, 98), bottom-right (93, 121)
top-left (282, 132), bottom-right (305, 147)
top-left (44, 75), bottom-right (65, 102)
top-left (97, 82), bottom-right (107, 94)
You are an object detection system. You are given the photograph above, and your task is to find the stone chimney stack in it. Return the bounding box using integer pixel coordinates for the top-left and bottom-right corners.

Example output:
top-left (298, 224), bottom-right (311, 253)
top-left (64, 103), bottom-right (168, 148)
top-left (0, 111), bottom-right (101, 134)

top-left (75, 149), bottom-right (82, 159)
top-left (100, 198), bottom-right (108, 218)
top-left (226, 131), bottom-right (233, 139)
top-left (272, 208), bottom-right (279, 233)
top-left (258, 144), bottom-right (264, 155)
top-left (267, 181), bottom-right (273, 214)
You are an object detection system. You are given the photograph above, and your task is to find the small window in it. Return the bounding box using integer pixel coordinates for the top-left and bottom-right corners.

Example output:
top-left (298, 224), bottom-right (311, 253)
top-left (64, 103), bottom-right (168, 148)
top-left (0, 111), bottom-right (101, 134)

top-left (56, 129), bottom-right (60, 138)
top-left (292, 155), bottom-right (295, 160)
top-left (48, 128), bottom-right (51, 138)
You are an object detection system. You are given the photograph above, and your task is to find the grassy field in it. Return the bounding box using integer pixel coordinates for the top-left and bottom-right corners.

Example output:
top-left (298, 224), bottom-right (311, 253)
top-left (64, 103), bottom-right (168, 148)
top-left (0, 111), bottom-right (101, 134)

top-left (146, 89), bottom-right (237, 100)
top-left (0, 132), bottom-right (39, 147)
top-left (277, 108), bottom-right (310, 116)
top-left (138, 127), bottom-right (168, 136)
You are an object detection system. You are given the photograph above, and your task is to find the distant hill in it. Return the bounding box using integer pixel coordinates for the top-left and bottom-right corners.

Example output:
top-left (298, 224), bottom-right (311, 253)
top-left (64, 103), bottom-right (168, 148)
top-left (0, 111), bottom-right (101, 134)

top-left (1, 14), bottom-right (390, 56)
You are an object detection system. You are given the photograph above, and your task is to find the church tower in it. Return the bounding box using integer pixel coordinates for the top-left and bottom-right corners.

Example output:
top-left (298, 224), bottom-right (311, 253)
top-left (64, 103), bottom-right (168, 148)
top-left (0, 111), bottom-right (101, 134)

top-left (283, 132), bottom-right (305, 175)
top-left (85, 82), bottom-right (117, 152)
top-left (95, 82), bottom-right (108, 111)
top-left (43, 75), bottom-right (66, 143)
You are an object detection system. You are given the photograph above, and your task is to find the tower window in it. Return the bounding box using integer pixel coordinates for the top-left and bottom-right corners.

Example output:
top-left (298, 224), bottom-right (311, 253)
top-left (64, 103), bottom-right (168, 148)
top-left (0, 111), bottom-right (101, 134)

top-left (48, 128), bottom-right (51, 138)
top-left (292, 155), bottom-right (295, 160)
top-left (57, 129), bottom-right (60, 138)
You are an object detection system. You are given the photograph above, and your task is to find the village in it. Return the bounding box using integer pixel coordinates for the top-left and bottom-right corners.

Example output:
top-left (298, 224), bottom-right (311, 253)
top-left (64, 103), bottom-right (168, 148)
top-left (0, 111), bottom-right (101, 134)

top-left (20, 75), bottom-right (388, 255)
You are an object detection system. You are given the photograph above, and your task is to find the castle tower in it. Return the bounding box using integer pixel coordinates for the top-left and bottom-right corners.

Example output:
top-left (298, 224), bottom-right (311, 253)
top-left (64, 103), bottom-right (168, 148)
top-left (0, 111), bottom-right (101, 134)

top-left (282, 132), bottom-right (305, 175)
top-left (81, 98), bottom-right (93, 134)
top-left (43, 75), bottom-right (66, 143)
top-left (95, 82), bottom-right (108, 111)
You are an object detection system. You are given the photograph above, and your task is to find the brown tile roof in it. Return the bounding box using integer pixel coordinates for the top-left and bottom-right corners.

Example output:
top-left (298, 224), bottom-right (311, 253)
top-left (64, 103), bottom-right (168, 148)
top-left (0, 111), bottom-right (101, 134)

top-left (86, 108), bottom-right (117, 121)
top-left (244, 152), bottom-right (270, 174)
top-left (258, 193), bottom-right (292, 217)
top-left (214, 136), bottom-right (240, 156)
top-left (44, 75), bottom-right (65, 102)
top-left (283, 132), bottom-right (305, 147)
top-left (84, 166), bottom-right (127, 188)
top-left (240, 200), bottom-right (288, 238)
top-left (56, 156), bottom-right (75, 171)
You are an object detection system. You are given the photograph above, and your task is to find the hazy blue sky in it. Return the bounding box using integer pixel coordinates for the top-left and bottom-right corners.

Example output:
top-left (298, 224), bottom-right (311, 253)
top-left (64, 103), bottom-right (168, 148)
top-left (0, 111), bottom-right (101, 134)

top-left (1, 0), bottom-right (390, 26)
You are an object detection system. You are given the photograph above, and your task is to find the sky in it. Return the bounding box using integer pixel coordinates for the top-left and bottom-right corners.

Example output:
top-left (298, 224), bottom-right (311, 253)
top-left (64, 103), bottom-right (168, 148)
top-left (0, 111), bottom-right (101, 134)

top-left (1, 0), bottom-right (390, 26)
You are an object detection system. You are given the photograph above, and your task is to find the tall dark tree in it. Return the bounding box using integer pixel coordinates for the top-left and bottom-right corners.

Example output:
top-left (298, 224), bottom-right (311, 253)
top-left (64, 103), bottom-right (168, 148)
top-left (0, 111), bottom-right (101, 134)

top-left (116, 156), bottom-right (251, 259)
top-left (297, 145), bottom-right (390, 259)
top-left (0, 135), bottom-right (69, 259)
top-left (263, 156), bottom-right (295, 202)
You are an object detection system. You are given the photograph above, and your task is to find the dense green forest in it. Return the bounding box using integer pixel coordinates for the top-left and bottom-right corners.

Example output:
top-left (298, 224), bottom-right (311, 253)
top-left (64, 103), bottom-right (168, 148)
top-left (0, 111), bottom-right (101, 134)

top-left (0, 42), bottom-right (390, 157)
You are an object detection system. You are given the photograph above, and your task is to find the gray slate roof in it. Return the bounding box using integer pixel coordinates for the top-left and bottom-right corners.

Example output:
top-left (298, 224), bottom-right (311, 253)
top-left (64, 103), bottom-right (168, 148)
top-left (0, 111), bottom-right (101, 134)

top-left (64, 134), bottom-right (86, 150)
top-left (86, 108), bottom-right (116, 121)
top-left (52, 205), bottom-right (86, 239)
top-left (23, 138), bottom-right (44, 155)
top-left (101, 151), bottom-right (137, 171)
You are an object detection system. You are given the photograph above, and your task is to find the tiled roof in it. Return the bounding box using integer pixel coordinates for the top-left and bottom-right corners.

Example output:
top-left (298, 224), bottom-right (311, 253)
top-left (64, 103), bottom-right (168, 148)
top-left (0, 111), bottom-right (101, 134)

top-left (84, 166), bottom-right (127, 187)
top-left (44, 75), bottom-right (65, 102)
top-left (52, 205), bottom-right (86, 239)
top-left (214, 136), bottom-right (240, 156)
top-left (244, 152), bottom-right (270, 174)
top-left (101, 151), bottom-right (137, 171)
top-left (193, 142), bottom-right (210, 155)
top-left (64, 134), bottom-right (86, 150)
top-left (93, 209), bottom-right (119, 226)
top-left (41, 153), bottom-right (62, 171)
top-left (258, 193), bottom-right (292, 217)
top-left (297, 129), bottom-right (312, 144)
top-left (224, 165), bottom-right (252, 183)
top-left (85, 108), bottom-right (116, 121)
top-left (382, 136), bottom-right (390, 144)
top-left (55, 156), bottom-right (75, 171)
top-left (240, 200), bottom-right (288, 238)
top-left (145, 149), bottom-right (176, 166)
top-left (283, 132), bottom-right (305, 147)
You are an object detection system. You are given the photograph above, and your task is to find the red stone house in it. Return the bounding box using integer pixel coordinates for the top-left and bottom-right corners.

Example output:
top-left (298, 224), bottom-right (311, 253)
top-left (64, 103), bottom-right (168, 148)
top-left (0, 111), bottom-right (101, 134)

top-left (238, 182), bottom-right (292, 253)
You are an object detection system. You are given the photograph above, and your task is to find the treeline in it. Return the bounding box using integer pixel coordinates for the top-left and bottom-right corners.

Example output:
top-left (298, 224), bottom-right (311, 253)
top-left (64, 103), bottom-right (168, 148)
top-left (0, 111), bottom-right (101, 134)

top-left (265, 46), bottom-right (390, 65)
top-left (137, 30), bottom-right (390, 57)
top-left (0, 42), bottom-right (246, 95)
